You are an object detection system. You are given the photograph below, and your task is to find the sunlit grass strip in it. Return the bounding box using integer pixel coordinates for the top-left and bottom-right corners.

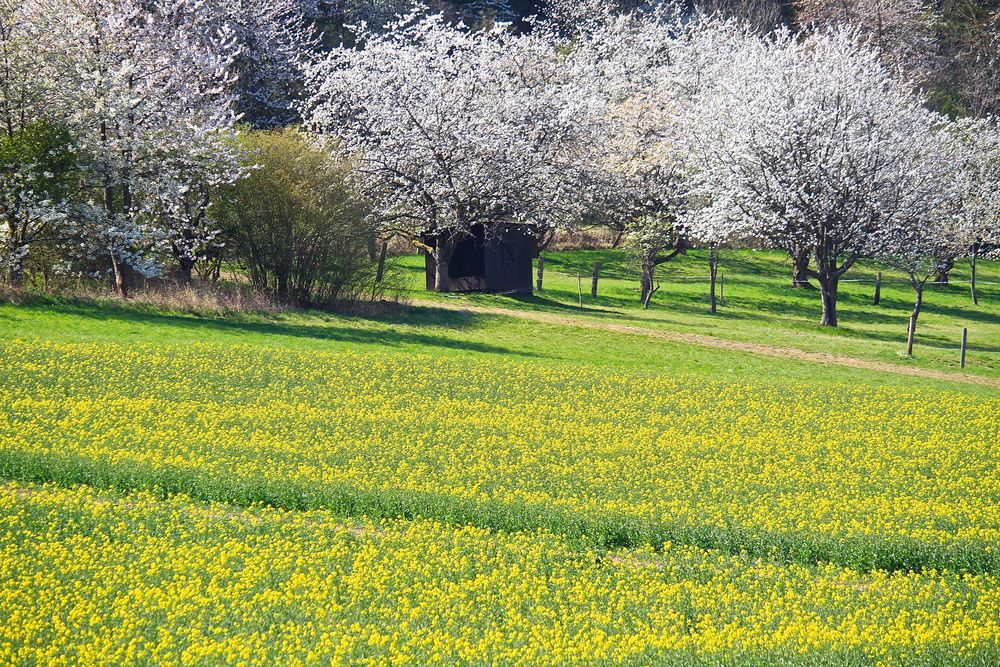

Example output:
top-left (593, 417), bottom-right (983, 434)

top-left (1, 481), bottom-right (998, 667)
top-left (1, 340), bottom-right (998, 573)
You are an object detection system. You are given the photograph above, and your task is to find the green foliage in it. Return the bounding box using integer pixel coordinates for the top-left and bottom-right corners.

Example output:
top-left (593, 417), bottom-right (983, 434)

top-left (0, 119), bottom-right (77, 285)
top-left (0, 120), bottom-right (76, 189)
top-left (218, 128), bottom-right (377, 306)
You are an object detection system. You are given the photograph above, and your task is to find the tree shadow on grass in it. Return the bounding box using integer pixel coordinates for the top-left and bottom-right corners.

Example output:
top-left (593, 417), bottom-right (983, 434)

top-left (16, 301), bottom-right (544, 358)
top-left (631, 291), bottom-right (1000, 353)
top-left (498, 293), bottom-right (622, 316)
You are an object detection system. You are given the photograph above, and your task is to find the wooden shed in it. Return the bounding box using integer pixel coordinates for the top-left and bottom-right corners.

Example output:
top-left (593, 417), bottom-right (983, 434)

top-left (421, 223), bottom-right (537, 293)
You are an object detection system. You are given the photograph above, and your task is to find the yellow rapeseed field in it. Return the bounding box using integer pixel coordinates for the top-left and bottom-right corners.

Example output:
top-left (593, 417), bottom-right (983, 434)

top-left (0, 339), bottom-right (997, 574)
top-left (2, 482), bottom-right (998, 666)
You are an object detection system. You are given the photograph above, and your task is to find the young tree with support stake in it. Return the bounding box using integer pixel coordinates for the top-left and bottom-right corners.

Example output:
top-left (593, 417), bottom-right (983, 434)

top-left (875, 158), bottom-right (965, 357)
top-left (689, 28), bottom-right (951, 327)
top-left (954, 117), bottom-right (1000, 307)
top-left (302, 11), bottom-right (592, 292)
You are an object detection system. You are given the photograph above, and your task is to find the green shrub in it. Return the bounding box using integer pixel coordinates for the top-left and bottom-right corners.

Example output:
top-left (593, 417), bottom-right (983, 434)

top-left (219, 128), bottom-right (380, 307)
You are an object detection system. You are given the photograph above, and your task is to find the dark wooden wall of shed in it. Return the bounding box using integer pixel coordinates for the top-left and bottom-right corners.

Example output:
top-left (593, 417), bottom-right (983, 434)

top-left (483, 225), bottom-right (535, 293)
top-left (422, 224), bottom-right (536, 294)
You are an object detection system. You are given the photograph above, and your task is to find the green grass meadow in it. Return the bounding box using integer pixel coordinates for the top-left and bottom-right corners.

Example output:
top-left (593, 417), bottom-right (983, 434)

top-left (1, 248), bottom-right (998, 665)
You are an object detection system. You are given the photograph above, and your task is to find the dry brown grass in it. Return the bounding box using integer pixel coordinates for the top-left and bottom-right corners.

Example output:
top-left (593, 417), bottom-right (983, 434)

top-left (1, 280), bottom-right (410, 318)
top-left (123, 283), bottom-right (290, 314)
top-left (1, 282), bottom-right (287, 316)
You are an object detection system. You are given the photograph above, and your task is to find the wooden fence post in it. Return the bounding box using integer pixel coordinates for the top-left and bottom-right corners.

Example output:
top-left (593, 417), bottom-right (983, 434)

top-left (536, 256), bottom-right (544, 292)
top-left (591, 262), bottom-right (601, 298)
top-left (577, 273), bottom-right (583, 307)
top-left (874, 272), bottom-right (882, 306)
top-left (961, 328), bottom-right (968, 369)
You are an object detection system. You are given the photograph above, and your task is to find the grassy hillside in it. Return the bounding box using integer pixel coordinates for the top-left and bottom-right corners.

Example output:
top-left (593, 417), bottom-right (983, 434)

top-left (1, 249), bottom-right (998, 664)
top-left (396, 249), bottom-right (1000, 378)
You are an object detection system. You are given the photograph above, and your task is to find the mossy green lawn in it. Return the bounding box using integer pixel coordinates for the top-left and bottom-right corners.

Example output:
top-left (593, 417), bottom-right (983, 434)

top-left (395, 249), bottom-right (1000, 379)
top-left (3, 249), bottom-right (999, 394)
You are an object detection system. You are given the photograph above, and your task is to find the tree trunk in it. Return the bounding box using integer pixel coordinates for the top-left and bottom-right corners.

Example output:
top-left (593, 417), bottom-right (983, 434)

top-left (276, 272), bottom-right (289, 303)
top-left (110, 252), bottom-right (129, 299)
top-left (791, 245), bottom-right (812, 288)
top-left (709, 244), bottom-right (719, 314)
top-left (374, 239), bottom-right (388, 284)
top-left (934, 257), bottom-right (954, 285)
top-left (906, 285), bottom-right (923, 357)
top-left (177, 256), bottom-right (195, 285)
top-left (640, 253), bottom-right (655, 308)
top-left (7, 257), bottom-right (24, 288)
top-left (970, 244), bottom-right (979, 306)
top-left (432, 234), bottom-right (457, 292)
top-left (366, 236), bottom-right (378, 263)
top-left (818, 274), bottom-right (839, 327)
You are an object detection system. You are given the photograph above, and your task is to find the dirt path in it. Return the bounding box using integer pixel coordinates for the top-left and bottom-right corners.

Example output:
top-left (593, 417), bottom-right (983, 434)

top-left (415, 300), bottom-right (1000, 389)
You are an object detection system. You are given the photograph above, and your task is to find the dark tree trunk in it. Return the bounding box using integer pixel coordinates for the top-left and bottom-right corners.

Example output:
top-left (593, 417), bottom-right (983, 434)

top-left (611, 228), bottom-right (626, 248)
top-left (177, 256), bottom-right (195, 285)
top-left (791, 245), bottom-right (812, 288)
top-left (818, 275), bottom-right (839, 327)
top-left (812, 236), bottom-right (855, 327)
top-left (639, 241), bottom-right (684, 308)
top-left (709, 244), bottom-right (719, 314)
top-left (432, 234), bottom-right (458, 292)
top-left (970, 244), bottom-right (979, 306)
top-left (640, 253), bottom-right (655, 308)
top-left (375, 239), bottom-right (388, 283)
top-left (7, 259), bottom-right (24, 288)
top-left (366, 236), bottom-right (378, 263)
top-left (934, 257), bottom-right (954, 284)
top-left (906, 284), bottom-right (924, 357)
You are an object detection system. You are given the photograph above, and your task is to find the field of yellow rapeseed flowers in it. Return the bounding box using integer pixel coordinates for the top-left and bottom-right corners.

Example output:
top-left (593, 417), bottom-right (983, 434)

top-left (1, 339), bottom-right (997, 577)
top-left (2, 481), bottom-right (998, 666)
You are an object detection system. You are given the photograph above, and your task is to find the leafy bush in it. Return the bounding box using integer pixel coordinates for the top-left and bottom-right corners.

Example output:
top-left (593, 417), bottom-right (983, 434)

top-left (219, 129), bottom-right (380, 307)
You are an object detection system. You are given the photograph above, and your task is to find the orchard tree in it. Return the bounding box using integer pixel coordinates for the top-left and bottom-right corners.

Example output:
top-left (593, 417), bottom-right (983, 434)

top-left (953, 117), bottom-right (1000, 305)
top-left (303, 11), bottom-right (592, 291)
top-left (561, 4), bottom-right (691, 307)
top-left (874, 125), bottom-right (964, 356)
top-left (23, 0), bottom-right (244, 295)
top-left (0, 2), bottom-right (79, 286)
top-left (560, 5), bottom-right (749, 306)
top-left (689, 28), bottom-right (952, 327)
top-left (883, 215), bottom-right (964, 356)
